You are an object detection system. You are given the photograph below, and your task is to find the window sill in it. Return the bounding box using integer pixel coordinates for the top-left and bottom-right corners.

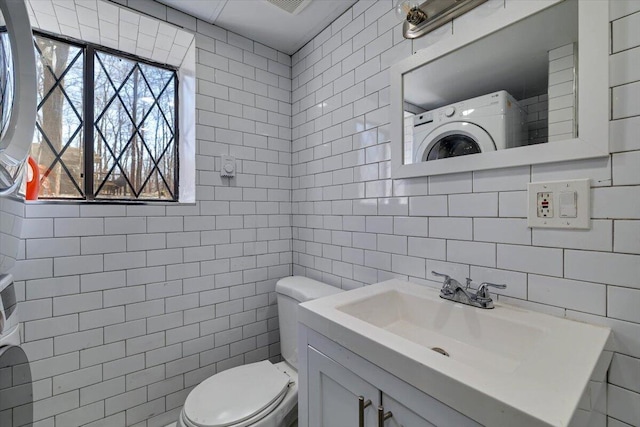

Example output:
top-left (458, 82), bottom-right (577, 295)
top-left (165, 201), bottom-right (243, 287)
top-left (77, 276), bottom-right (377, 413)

top-left (20, 197), bottom-right (196, 207)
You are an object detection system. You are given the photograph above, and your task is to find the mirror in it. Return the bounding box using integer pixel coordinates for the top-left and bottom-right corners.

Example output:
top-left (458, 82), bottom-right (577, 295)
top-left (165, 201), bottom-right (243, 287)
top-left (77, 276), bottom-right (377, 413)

top-left (0, 20), bottom-right (13, 144)
top-left (391, 0), bottom-right (609, 179)
top-left (0, 0), bottom-right (37, 195)
top-left (404, 0), bottom-right (577, 164)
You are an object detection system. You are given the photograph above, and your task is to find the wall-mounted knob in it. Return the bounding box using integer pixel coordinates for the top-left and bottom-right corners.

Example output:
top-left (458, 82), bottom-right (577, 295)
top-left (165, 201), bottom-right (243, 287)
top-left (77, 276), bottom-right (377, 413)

top-left (221, 155), bottom-right (236, 178)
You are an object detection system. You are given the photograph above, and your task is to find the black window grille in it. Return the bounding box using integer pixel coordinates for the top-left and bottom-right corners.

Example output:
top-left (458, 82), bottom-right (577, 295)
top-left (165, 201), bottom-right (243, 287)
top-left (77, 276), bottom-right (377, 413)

top-left (30, 32), bottom-right (178, 201)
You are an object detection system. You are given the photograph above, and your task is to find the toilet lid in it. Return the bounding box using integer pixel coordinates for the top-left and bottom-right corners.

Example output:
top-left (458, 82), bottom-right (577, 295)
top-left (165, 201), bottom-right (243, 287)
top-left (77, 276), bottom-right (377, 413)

top-left (183, 361), bottom-right (291, 427)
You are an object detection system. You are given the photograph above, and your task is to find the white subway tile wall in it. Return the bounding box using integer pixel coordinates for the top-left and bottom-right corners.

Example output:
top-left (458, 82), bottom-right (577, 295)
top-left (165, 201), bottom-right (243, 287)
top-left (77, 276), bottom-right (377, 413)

top-left (0, 198), bottom-right (24, 273)
top-left (5, 1), bottom-right (292, 426)
top-left (521, 94), bottom-right (549, 145)
top-left (290, 1), bottom-right (640, 427)
top-left (0, 0), bottom-right (639, 426)
top-left (25, 0), bottom-right (193, 67)
top-left (547, 43), bottom-right (576, 142)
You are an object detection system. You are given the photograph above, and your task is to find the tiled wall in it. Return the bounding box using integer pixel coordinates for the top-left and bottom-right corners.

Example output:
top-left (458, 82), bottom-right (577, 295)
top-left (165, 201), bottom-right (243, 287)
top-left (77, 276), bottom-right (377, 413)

top-left (5, 1), bottom-right (292, 425)
top-left (25, 0), bottom-right (193, 67)
top-left (2, 0), bottom-right (639, 426)
top-left (521, 94), bottom-right (548, 145)
top-left (0, 197), bottom-right (24, 274)
top-left (290, 1), bottom-right (640, 426)
top-left (547, 42), bottom-right (576, 142)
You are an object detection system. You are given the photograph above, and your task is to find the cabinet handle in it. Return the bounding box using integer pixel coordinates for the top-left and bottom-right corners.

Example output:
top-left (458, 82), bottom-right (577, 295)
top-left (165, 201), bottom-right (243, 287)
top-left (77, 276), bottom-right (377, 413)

top-left (377, 406), bottom-right (392, 426)
top-left (358, 396), bottom-right (372, 427)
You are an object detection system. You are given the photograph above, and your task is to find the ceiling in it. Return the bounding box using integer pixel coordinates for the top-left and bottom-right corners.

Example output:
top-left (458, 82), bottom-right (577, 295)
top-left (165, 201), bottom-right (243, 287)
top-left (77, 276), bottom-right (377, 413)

top-left (154, 0), bottom-right (357, 55)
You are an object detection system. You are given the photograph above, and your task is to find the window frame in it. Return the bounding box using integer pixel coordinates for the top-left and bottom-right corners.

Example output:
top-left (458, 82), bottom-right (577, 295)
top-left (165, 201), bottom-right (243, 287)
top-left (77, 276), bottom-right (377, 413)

top-left (32, 29), bottom-right (180, 203)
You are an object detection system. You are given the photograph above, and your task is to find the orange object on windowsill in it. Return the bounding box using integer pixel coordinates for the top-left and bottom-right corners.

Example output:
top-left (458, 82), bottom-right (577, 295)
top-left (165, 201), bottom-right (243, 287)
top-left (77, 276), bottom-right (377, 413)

top-left (25, 156), bottom-right (40, 200)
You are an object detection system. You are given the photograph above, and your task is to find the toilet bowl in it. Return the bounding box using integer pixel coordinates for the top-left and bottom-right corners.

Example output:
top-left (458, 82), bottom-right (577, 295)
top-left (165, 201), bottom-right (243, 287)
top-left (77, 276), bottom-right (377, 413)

top-left (0, 274), bottom-right (33, 427)
top-left (178, 361), bottom-right (298, 427)
top-left (177, 276), bottom-right (342, 427)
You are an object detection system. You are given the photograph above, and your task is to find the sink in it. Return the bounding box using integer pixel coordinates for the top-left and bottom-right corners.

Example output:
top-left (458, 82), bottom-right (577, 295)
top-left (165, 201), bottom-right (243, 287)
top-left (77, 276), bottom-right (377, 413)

top-left (299, 279), bottom-right (612, 427)
top-left (336, 289), bottom-right (544, 374)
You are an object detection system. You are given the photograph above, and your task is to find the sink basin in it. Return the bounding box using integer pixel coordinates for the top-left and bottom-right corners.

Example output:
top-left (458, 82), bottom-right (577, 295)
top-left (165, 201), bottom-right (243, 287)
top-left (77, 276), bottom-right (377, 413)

top-left (299, 279), bottom-right (612, 427)
top-left (336, 289), bottom-right (544, 374)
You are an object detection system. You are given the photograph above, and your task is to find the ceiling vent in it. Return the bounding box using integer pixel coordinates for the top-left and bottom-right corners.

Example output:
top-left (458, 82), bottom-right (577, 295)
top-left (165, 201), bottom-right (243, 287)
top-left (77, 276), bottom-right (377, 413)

top-left (265, 0), bottom-right (312, 15)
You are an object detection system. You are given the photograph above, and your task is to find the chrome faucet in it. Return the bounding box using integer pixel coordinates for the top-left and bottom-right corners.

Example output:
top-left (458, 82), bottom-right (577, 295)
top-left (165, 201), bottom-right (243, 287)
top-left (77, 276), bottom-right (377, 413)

top-left (431, 271), bottom-right (506, 309)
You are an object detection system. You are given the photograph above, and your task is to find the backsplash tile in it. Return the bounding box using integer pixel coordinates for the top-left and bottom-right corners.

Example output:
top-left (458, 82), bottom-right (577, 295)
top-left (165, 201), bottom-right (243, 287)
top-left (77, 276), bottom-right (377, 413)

top-left (613, 220), bottom-right (640, 254)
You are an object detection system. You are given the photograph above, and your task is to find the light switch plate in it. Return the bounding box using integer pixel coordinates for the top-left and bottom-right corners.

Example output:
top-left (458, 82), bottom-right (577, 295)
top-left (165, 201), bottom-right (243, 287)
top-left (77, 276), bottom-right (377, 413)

top-left (221, 155), bottom-right (236, 178)
top-left (527, 179), bottom-right (590, 229)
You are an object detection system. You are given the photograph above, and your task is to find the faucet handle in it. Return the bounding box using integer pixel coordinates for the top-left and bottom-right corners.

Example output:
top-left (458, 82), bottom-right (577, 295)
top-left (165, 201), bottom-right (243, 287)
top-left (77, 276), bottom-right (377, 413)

top-left (431, 271), bottom-right (453, 294)
top-left (476, 282), bottom-right (507, 300)
top-left (431, 271), bottom-right (450, 280)
top-left (431, 271), bottom-right (451, 284)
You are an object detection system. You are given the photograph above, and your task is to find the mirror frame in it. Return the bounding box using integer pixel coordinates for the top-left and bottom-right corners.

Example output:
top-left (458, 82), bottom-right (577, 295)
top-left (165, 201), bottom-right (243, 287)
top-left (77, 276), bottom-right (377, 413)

top-left (390, 0), bottom-right (609, 179)
top-left (0, 0), bottom-right (36, 195)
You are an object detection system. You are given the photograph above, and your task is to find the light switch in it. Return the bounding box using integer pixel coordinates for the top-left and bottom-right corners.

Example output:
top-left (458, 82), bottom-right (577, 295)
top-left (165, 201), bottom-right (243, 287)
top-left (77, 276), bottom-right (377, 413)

top-left (559, 191), bottom-right (577, 218)
top-left (527, 179), bottom-right (590, 229)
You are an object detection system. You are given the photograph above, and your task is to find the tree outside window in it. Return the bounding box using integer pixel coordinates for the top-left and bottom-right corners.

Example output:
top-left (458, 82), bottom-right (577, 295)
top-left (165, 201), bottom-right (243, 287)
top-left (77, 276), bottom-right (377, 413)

top-left (31, 33), bottom-right (178, 201)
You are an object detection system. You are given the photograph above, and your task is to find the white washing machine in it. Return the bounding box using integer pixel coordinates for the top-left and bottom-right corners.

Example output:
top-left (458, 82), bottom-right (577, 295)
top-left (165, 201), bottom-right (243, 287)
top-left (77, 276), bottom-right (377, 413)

top-left (412, 90), bottom-right (527, 162)
top-left (0, 273), bottom-right (33, 427)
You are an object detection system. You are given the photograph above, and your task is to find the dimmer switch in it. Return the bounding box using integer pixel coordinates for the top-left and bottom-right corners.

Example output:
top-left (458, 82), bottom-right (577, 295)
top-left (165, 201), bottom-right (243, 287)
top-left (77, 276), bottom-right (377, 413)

top-left (559, 191), bottom-right (577, 218)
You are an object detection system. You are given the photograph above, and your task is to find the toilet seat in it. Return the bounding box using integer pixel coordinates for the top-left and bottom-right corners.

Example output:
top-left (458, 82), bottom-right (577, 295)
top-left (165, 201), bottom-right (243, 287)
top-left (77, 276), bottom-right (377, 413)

top-left (182, 361), bottom-right (292, 427)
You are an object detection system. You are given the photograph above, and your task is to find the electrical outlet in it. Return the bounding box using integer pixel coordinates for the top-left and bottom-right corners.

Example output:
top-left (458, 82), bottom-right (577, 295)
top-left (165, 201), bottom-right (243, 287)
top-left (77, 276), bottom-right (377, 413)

top-left (537, 192), bottom-right (553, 217)
top-left (527, 179), bottom-right (590, 229)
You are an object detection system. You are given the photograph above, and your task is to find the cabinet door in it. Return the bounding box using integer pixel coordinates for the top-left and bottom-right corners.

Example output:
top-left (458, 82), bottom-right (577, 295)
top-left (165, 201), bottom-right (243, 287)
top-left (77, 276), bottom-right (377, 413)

top-left (381, 393), bottom-right (436, 427)
top-left (381, 391), bottom-right (480, 427)
top-left (308, 346), bottom-right (379, 427)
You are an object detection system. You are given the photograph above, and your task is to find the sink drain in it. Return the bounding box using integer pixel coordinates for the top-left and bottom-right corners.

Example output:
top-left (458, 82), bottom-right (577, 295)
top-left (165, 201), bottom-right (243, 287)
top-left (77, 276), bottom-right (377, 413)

top-left (431, 347), bottom-right (449, 357)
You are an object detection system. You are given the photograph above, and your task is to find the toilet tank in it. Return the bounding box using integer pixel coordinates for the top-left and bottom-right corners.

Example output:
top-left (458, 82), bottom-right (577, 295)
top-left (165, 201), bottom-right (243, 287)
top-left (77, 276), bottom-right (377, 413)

top-left (276, 276), bottom-right (342, 369)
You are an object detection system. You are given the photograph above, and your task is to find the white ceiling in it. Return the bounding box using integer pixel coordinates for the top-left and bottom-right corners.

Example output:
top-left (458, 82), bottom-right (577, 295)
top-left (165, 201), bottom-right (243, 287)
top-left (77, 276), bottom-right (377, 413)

top-left (154, 0), bottom-right (357, 55)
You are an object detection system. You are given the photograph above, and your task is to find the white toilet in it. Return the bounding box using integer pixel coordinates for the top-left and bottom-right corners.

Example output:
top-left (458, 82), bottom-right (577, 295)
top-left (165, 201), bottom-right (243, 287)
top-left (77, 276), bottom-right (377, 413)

top-left (177, 276), bottom-right (342, 427)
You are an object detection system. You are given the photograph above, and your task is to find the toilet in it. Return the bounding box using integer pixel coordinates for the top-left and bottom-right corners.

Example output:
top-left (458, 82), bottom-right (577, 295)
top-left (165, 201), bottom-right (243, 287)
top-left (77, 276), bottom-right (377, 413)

top-left (178, 276), bottom-right (343, 427)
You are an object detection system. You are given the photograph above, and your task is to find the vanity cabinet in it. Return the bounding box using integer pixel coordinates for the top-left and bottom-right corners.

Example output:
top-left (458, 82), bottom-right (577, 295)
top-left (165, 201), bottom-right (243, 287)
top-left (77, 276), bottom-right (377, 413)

top-left (382, 394), bottom-right (437, 427)
top-left (307, 347), bottom-right (379, 426)
top-left (299, 328), bottom-right (480, 427)
top-left (298, 279), bottom-right (612, 426)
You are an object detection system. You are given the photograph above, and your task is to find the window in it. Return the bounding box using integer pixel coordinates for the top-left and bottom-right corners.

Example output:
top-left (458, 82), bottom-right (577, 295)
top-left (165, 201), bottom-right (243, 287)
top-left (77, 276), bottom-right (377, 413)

top-left (31, 33), bottom-right (178, 201)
